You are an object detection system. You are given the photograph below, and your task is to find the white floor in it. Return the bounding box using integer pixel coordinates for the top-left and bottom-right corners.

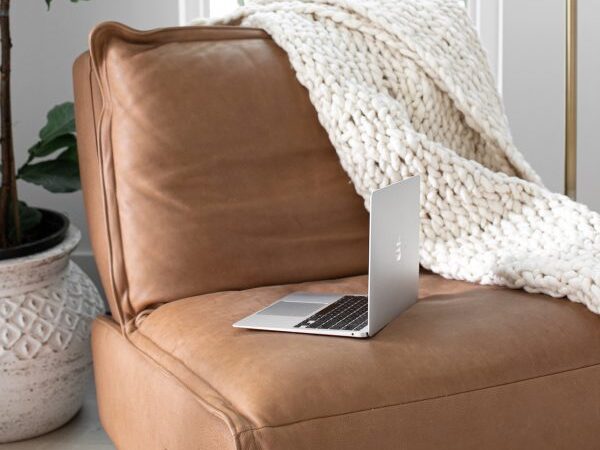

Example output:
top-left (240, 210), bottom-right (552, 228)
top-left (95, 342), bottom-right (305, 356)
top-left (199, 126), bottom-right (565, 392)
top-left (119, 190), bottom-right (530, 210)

top-left (1, 378), bottom-right (114, 450)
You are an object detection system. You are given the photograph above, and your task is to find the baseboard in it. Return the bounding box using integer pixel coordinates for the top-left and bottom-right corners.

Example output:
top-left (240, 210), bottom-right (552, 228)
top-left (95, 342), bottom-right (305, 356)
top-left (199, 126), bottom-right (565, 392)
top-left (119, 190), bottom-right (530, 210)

top-left (72, 251), bottom-right (109, 313)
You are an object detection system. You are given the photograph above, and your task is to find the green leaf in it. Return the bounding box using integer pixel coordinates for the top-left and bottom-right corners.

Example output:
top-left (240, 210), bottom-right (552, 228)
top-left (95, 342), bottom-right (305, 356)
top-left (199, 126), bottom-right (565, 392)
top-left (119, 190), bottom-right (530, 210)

top-left (46, 0), bottom-right (90, 10)
top-left (7, 201), bottom-right (43, 242)
top-left (18, 202), bottom-right (43, 234)
top-left (28, 133), bottom-right (76, 158)
top-left (39, 102), bottom-right (76, 143)
top-left (18, 152), bottom-right (80, 193)
top-left (20, 101), bottom-right (81, 193)
top-left (56, 144), bottom-right (78, 162)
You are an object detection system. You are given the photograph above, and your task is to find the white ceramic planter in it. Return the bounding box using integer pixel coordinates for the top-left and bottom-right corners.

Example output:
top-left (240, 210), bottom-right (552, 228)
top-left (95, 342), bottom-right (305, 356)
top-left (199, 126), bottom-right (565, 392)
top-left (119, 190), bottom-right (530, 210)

top-left (0, 226), bottom-right (104, 443)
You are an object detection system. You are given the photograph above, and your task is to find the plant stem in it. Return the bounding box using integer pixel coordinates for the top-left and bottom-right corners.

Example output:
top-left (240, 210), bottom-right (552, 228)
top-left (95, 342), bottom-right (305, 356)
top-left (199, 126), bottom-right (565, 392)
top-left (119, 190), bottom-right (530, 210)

top-left (0, 0), bottom-right (19, 247)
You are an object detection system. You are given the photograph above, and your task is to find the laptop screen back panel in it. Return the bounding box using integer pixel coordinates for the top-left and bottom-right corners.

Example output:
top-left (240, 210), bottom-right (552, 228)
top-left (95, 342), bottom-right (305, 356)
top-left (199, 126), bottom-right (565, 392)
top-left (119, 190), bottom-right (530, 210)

top-left (367, 177), bottom-right (420, 336)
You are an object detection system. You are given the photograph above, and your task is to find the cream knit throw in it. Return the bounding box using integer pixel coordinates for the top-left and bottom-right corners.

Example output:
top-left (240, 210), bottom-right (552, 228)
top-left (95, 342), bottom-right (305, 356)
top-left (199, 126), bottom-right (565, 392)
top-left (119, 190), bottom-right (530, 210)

top-left (201, 0), bottom-right (600, 314)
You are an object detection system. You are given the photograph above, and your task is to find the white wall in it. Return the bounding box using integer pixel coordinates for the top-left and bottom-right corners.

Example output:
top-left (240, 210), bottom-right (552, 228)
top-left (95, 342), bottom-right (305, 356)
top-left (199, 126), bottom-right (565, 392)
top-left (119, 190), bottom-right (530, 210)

top-left (179, 0), bottom-right (238, 23)
top-left (578, 0), bottom-right (600, 212)
top-left (11, 0), bottom-right (179, 289)
top-left (467, 0), bottom-right (503, 92)
top-left (209, 0), bottom-right (239, 18)
top-left (502, 0), bottom-right (565, 195)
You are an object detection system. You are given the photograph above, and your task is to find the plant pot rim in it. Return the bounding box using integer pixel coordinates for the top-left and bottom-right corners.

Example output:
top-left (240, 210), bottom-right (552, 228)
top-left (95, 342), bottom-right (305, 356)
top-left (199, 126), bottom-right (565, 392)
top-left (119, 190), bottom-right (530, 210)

top-left (0, 222), bottom-right (80, 268)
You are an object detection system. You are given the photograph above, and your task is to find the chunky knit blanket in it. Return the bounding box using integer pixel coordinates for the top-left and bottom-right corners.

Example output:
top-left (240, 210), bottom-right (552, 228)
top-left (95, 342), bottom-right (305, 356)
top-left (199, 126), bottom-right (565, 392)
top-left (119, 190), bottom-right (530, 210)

top-left (200, 0), bottom-right (600, 314)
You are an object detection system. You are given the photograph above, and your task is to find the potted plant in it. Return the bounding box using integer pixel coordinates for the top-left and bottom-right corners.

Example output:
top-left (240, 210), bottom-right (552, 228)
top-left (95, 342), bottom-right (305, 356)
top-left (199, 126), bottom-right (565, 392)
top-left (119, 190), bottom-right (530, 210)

top-left (0, 0), bottom-right (103, 443)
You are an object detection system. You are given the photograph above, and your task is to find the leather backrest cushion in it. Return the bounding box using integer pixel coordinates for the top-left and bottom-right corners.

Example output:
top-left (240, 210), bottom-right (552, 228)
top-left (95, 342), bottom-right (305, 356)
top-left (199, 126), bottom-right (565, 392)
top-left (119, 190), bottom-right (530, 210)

top-left (84, 23), bottom-right (369, 319)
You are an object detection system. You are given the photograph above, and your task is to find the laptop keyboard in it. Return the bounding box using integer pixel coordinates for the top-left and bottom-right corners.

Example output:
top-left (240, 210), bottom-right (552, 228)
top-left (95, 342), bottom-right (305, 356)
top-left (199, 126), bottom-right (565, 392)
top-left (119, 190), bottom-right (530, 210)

top-left (294, 295), bottom-right (368, 331)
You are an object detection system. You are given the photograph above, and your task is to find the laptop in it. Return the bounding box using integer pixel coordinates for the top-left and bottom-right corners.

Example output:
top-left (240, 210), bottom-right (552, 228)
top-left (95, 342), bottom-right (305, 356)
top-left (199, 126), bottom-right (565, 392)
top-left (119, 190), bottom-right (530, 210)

top-left (234, 176), bottom-right (420, 338)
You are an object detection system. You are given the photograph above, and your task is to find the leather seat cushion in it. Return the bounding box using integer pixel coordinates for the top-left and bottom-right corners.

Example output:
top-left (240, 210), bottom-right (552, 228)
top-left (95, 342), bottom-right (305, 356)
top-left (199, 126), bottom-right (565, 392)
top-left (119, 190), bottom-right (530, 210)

top-left (118, 272), bottom-right (600, 449)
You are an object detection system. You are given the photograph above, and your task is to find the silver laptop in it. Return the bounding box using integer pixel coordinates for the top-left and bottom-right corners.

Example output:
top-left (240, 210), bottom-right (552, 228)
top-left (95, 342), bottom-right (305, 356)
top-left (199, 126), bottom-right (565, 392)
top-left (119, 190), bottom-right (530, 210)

top-left (234, 176), bottom-right (420, 338)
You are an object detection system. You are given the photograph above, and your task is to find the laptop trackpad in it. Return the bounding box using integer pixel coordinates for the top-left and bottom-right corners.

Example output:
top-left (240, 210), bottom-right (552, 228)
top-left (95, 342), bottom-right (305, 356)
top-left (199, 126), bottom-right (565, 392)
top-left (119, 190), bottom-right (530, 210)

top-left (257, 301), bottom-right (323, 317)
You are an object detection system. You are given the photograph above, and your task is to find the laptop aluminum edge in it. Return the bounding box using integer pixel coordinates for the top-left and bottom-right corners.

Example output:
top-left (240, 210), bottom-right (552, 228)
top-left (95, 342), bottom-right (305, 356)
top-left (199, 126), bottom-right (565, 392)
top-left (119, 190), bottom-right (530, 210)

top-left (233, 176), bottom-right (420, 338)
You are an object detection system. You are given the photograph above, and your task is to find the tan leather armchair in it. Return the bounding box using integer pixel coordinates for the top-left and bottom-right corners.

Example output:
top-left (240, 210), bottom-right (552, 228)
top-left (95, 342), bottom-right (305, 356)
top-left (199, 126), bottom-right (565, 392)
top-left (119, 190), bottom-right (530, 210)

top-left (73, 22), bottom-right (600, 450)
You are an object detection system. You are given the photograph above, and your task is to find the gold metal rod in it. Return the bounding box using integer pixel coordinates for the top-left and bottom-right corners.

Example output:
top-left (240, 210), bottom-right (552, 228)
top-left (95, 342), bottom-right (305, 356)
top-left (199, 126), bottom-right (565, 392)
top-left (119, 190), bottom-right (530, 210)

top-left (565, 0), bottom-right (577, 199)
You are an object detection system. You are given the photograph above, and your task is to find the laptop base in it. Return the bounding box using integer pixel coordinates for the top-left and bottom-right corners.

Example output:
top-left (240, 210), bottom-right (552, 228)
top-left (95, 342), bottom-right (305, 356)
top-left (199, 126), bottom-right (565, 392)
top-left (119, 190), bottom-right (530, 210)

top-left (233, 292), bottom-right (370, 338)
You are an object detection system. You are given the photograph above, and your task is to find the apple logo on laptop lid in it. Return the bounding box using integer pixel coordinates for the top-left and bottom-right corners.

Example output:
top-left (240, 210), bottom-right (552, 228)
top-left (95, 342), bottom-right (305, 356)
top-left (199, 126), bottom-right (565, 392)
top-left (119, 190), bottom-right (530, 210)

top-left (395, 234), bottom-right (402, 262)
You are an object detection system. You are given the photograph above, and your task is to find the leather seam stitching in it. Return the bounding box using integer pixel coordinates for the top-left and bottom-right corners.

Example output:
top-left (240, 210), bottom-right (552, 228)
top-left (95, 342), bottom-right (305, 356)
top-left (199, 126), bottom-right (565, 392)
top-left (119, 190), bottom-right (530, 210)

top-left (95, 318), bottom-right (243, 450)
top-left (86, 55), bottom-right (117, 323)
top-left (101, 59), bottom-right (135, 320)
top-left (134, 327), bottom-right (258, 434)
top-left (237, 360), bottom-right (600, 435)
top-left (89, 37), bottom-right (133, 326)
top-left (102, 22), bottom-right (269, 43)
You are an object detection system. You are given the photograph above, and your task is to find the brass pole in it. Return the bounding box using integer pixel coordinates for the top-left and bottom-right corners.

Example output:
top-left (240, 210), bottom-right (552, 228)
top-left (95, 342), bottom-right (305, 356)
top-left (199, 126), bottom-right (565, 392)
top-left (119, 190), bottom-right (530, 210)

top-left (565, 0), bottom-right (577, 199)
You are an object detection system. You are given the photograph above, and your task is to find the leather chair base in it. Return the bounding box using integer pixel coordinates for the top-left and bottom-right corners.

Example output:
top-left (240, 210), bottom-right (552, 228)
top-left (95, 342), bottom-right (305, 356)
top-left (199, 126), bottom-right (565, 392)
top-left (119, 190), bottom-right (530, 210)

top-left (93, 273), bottom-right (600, 450)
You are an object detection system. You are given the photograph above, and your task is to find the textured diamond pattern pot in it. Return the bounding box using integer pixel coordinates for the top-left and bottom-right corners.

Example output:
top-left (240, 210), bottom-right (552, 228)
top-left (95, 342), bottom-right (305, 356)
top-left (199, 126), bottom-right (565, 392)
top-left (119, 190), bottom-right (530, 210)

top-left (0, 225), bottom-right (104, 443)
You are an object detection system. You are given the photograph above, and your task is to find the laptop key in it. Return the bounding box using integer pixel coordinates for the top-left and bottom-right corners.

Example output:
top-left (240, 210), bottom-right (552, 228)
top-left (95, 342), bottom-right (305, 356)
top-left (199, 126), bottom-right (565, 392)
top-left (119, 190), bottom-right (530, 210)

top-left (295, 295), bottom-right (368, 331)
